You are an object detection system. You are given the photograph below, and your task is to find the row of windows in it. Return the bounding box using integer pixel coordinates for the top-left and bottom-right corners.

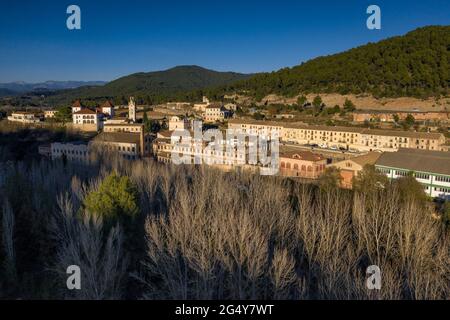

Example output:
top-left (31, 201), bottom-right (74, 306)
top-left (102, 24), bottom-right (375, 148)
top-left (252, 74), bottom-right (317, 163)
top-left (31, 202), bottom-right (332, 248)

top-left (434, 187), bottom-right (450, 193)
top-left (395, 170), bottom-right (408, 177)
top-left (379, 168), bottom-right (449, 183)
top-left (76, 115), bottom-right (96, 119)
top-left (280, 162), bottom-right (325, 171)
top-left (435, 176), bottom-right (450, 183)
top-left (53, 149), bottom-right (88, 156)
top-left (415, 173), bottom-right (430, 180)
top-left (377, 168), bottom-right (391, 174)
top-left (106, 127), bottom-right (141, 133)
top-left (76, 120), bottom-right (95, 124)
top-left (104, 145), bottom-right (136, 153)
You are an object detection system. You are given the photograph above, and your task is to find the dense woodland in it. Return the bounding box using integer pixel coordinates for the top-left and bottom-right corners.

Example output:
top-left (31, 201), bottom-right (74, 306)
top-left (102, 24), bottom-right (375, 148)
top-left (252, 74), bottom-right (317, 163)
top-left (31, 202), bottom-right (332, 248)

top-left (42, 66), bottom-right (251, 106)
top-left (208, 26), bottom-right (450, 101)
top-left (0, 149), bottom-right (449, 299)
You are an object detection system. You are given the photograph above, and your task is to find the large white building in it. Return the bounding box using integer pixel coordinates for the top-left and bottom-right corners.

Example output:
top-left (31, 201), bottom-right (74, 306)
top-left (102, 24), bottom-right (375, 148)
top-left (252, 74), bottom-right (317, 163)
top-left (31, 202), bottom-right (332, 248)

top-left (228, 120), bottom-right (446, 152)
top-left (51, 142), bottom-right (89, 162)
top-left (375, 149), bottom-right (450, 199)
top-left (72, 109), bottom-right (104, 131)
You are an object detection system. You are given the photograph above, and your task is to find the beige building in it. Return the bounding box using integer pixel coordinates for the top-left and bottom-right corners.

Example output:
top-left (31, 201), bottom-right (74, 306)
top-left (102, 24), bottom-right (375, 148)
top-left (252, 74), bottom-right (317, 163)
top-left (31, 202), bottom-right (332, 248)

top-left (91, 132), bottom-right (142, 160)
top-left (103, 123), bottom-right (151, 157)
top-left (44, 110), bottom-right (58, 118)
top-left (228, 120), bottom-right (446, 152)
top-left (168, 116), bottom-right (190, 131)
top-left (329, 152), bottom-right (382, 188)
top-left (193, 96), bottom-right (210, 112)
top-left (7, 111), bottom-right (41, 123)
top-left (204, 104), bottom-right (231, 122)
top-left (353, 110), bottom-right (450, 123)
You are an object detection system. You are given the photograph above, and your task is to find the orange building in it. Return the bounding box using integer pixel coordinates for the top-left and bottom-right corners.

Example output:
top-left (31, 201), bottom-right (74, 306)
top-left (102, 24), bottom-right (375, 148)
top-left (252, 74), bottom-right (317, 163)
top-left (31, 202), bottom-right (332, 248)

top-left (279, 150), bottom-right (327, 179)
top-left (328, 152), bottom-right (382, 188)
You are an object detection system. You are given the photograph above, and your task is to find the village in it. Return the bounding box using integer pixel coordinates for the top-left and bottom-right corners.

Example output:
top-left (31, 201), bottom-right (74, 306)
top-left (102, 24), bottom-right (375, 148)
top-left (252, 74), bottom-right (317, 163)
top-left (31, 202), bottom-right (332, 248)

top-left (3, 95), bottom-right (449, 200)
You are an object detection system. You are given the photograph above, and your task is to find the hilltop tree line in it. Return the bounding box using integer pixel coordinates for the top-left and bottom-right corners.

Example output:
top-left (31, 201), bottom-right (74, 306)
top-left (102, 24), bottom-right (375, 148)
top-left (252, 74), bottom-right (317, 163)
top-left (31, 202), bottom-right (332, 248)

top-left (208, 26), bottom-right (450, 100)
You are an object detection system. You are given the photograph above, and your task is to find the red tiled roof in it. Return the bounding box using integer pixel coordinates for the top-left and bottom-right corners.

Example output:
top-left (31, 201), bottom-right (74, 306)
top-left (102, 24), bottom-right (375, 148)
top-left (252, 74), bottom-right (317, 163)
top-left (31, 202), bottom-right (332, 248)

top-left (72, 100), bottom-right (84, 109)
top-left (100, 100), bottom-right (114, 109)
top-left (280, 150), bottom-right (325, 162)
top-left (73, 108), bottom-right (97, 115)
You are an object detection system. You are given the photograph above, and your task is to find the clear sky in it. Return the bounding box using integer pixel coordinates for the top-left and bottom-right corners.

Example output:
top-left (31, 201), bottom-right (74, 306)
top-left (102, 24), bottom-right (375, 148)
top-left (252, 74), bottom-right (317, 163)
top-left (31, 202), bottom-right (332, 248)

top-left (0, 0), bottom-right (449, 82)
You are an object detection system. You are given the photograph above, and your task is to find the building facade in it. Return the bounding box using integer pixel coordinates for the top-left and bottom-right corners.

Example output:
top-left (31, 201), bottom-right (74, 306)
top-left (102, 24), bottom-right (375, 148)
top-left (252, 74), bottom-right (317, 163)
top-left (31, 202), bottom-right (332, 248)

top-left (90, 132), bottom-right (141, 160)
top-left (353, 111), bottom-right (450, 123)
top-left (99, 100), bottom-right (115, 117)
top-left (103, 123), bottom-right (151, 156)
top-left (329, 152), bottom-right (382, 188)
top-left (280, 150), bottom-right (327, 179)
top-left (228, 120), bottom-right (446, 152)
top-left (375, 149), bottom-right (450, 199)
top-left (7, 112), bottom-right (41, 123)
top-left (204, 105), bottom-right (231, 122)
top-left (51, 142), bottom-right (89, 162)
top-left (44, 110), bottom-right (58, 118)
top-left (72, 109), bottom-right (104, 131)
top-left (168, 116), bottom-right (191, 131)
top-left (71, 100), bottom-right (83, 114)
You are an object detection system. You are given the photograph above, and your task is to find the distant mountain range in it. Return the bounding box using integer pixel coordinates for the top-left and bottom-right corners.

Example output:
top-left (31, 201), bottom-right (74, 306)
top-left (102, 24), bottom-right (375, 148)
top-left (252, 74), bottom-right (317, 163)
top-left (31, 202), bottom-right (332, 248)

top-left (0, 81), bottom-right (107, 96)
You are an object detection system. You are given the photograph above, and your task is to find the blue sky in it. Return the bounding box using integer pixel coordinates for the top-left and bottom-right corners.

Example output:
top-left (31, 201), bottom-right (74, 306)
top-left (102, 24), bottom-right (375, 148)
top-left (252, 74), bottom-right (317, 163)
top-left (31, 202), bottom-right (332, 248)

top-left (0, 0), bottom-right (449, 82)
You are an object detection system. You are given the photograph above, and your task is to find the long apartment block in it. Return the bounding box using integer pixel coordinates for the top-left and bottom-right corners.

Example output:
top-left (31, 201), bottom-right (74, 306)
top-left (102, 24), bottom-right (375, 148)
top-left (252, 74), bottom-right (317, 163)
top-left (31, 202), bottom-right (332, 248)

top-left (228, 119), bottom-right (446, 152)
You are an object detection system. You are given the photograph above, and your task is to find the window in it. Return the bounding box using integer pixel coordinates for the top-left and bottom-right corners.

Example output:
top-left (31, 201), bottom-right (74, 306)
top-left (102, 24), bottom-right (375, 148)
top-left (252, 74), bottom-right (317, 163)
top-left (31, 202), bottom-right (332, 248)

top-left (395, 170), bottom-right (408, 177)
top-left (415, 173), bottom-right (430, 180)
top-left (435, 176), bottom-right (450, 183)
top-left (377, 168), bottom-right (391, 174)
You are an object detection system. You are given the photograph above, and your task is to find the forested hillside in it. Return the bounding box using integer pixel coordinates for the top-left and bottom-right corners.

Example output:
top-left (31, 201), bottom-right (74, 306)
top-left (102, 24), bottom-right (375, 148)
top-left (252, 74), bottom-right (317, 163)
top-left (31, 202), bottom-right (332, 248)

top-left (209, 26), bottom-right (450, 100)
top-left (46, 66), bottom-right (252, 105)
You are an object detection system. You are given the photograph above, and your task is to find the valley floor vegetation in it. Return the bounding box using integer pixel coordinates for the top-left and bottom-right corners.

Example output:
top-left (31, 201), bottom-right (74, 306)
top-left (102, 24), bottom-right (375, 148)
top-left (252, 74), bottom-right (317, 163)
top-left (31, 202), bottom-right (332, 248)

top-left (0, 153), bottom-right (449, 300)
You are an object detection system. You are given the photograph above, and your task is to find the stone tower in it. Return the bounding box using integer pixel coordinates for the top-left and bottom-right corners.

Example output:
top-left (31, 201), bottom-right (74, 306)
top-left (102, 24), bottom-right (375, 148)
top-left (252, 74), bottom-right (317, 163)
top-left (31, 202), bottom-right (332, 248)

top-left (128, 96), bottom-right (136, 123)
